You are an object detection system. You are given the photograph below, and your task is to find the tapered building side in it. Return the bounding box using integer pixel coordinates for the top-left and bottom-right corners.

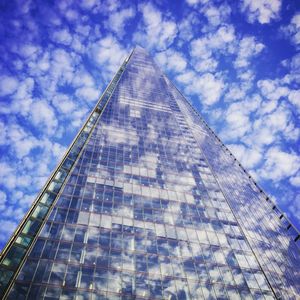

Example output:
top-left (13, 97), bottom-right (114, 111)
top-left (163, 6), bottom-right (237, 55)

top-left (0, 47), bottom-right (299, 299)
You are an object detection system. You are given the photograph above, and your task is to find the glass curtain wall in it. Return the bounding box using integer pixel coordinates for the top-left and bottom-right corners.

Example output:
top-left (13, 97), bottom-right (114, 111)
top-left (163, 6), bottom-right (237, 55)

top-left (1, 47), bottom-right (299, 300)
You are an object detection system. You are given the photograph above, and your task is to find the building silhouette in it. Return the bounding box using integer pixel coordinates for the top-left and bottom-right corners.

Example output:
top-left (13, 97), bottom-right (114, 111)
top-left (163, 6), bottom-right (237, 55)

top-left (0, 47), bottom-right (299, 299)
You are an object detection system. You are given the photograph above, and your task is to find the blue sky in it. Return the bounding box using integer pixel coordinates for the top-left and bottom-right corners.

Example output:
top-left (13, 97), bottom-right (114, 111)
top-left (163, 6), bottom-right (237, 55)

top-left (0, 0), bottom-right (299, 250)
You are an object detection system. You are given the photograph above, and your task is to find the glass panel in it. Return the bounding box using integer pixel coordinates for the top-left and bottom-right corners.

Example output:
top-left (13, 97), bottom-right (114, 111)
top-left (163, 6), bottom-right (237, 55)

top-left (22, 219), bottom-right (41, 236)
top-left (54, 169), bottom-right (67, 182)
top-left (0, 269), bottom-right (14, 293)
top-left (2, 246), bottom-right (26, 269)
top-left (32, 204), bottom-right (48, 220)
top-left (61, 158), bottom-right (73, 170)
top-left (40, 192), bottom-right (56, 206)
top-left (15, 236), bottom-right (32, 247)
top-left (48, 181), bottom-right (62, 193)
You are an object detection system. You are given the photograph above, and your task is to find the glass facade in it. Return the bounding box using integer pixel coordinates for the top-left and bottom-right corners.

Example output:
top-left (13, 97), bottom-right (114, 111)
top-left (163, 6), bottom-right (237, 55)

top-left (0, 47), bottom-right (299, 299)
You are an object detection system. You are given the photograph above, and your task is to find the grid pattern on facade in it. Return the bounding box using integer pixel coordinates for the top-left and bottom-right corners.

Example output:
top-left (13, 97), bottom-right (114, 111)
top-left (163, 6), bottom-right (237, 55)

top-left (1, 47), bottom-right (299, 299)
top-left (164, 76), bottom-right (300, 299)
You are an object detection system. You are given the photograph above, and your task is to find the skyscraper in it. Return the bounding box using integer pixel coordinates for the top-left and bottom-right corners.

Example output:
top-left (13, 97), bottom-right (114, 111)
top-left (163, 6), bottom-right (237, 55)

top-left (0, 47), bottom-right (299, 299)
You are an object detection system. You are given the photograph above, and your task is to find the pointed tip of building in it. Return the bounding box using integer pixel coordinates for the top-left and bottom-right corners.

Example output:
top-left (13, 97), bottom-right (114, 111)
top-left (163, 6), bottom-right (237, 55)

top-left (129, 45), bottom-right (150, 59)
top-left (134, 45), bottom-right (145, 50)
top-left (133, 45), bottom-right (149, 54)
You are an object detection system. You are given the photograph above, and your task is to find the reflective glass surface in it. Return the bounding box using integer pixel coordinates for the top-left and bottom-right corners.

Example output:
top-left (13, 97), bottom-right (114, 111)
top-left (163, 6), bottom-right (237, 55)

top-left (5, 47), bottom-right (300, 299)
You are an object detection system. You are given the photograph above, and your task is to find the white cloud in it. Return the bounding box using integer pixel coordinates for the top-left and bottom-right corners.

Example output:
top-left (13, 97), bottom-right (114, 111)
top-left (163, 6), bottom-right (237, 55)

top-left (0, 75), bottom-right (18, 96)
top-left (186, 0), bottom-right (209, 6)
top-left (281, 12), bottom-right (300, 46)
top-left (0, 122), bottom-right (41, 159)
top-left (288, 90), bottom-right (300, 112)
top-left (71, 109), bottom-right (89, 128)
top-left (258, 79), bottom-right (276, 95)
top-left (0, 121), bottom-right (6, 145)
top-left (75, 24), bottom-right (91, 37)
top-left (178, 71), bottom-right (225, 106)
top-left (177, 13), bottom-right (199, 42)
top-left (51, 142), bottom-right (66, 160)
top-left (84, 0), bottom-right (119, 14)
top-left (71, 35), bottom-right (86, 53)
top-left (19, 44), bottom-right (39, 58)
top-left (257, 79), bottom-right (289, 101)
top-left (30, 100), bottom-right (58, 135)
top-left (52, 28), bottom-right (73, 45)
top-left (75, 86), bottom-right (99, 102)
top-left (201, 3), bottom-right (231, 26)
top-left (191, 25), bottom-right (235, 57)
top-left (190, 38), bottom-right (211, 60)
top-left (290, 53), bottom-right (300, 74)
top-left (134, 3), bottom-right (178, 50)
top-left (52, 94), bottom-right (76, 114)
top-left (195, 57), bottom-right (218, 73)
top-left (12, 136), bottom-right (39, 159)
top-left (176, 71), bottom-right (195, 85)
top-left (290, 173), bottom-right (300, 187)
top-left (37, 53), bottom-right (50, 72)
top-left (155, 49), bottom-right (187, 73)
top-left (65, 9), bottom-right (79, 21)
top-left (214, 25), bottom-right (236, 45)
top-left (228, 143), bottom-right (262, 168)
top-left (17, 175), bottom-right (32, 187)
top-left (240, 102), bottom-right (299, 150)
top-left (259, 147), bottom-right (300, 181)
top-left (224, 83), bottom-right (248, 102)
top-left (91, 35), bottom-right (127, 77)
top-left (0, 191), bottom-right (7, 211)
top-left (11, 98), bottom-right (33, 118)
top-left (79, 0), bottom-right (97, 9)
top-left (0, 162), bottom-right (17, 189)
top-left (72, 70), bottom-right (95, 88)
top-left (70, 68), bottom-right (99, 102)
top-left (221, 94), bottom-right (261, 140)
top-left (209, 108), bottom-right (222, 121)
top-left (251, 79), bottom-right (300, 143)
top-left (246, 126), bottom-right (275, 148)
top-left (238, 70), bottom-right (254, 82)
top-left (107, 7), bottom-right (135, 37)
top-left (0, 220), bottom-right (18, 244)
top-left (234, 36), bottom-right (264, 68)
top-left (190, 25), bottom-right (235, 72)
top-left (224, 108), bottom-right (251, 139)
top-left (191, 73), bottom-right (225, 105)
top-left (10, 78), bottom-right (35, 115)
top-left (44, 48), bottom-right (78, 86)
top-left (13, 59), bottom-right (23, 71)
top-left (281, 53), bottom-right (300, 84)
top-left (241, 0), bottom-right (281, 24)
